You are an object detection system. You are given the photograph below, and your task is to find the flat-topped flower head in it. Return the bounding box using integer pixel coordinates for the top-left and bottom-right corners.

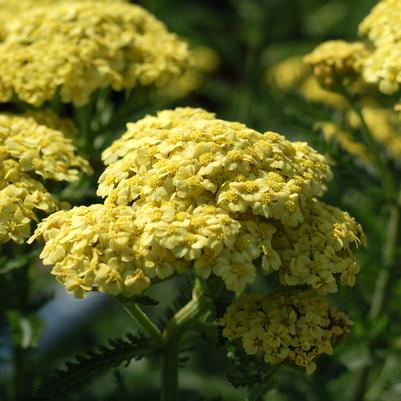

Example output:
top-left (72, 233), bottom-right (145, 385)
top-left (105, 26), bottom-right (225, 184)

top-left (0, 0), bottom-right (190, 106)
top-left (31, 202), bottom-right (250, 297)
top-left (0, 112), bottom-right (90, 244)
top-left (220, 290), bottom-right (351, 373)
top-left (304, 41), bottom-right (369, 89)
top-left (362, 42), bottom-right (401, 95)
top-left (32, 107), bottom-right (363, 296)
top-left (0, 168), bottom-right (59, 244)
top-left (99, 107), bottom-right (332, 226)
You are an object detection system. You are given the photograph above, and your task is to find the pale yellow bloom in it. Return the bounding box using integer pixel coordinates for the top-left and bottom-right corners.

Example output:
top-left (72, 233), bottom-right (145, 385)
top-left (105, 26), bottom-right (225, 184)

top-left (359, 0), bottom-right (401, 96)
top-left (30, 204), bottom-right (149, 298)
top-left (100, 108), bottom-right (332, 226)
top-left (34, 107), bottom-right (363, 297)
top-left (220, 290), bottom-right (351, 373)
top-left (304, 40), bottom-right (369, 89)
top-left (271, 199), bottom-right (364, 295)
top-left (359, 0), bottom-right (401, 47)
top-left (0, 113), bottom-right (90, 244)
top-left (0, 0), bottom-right (190, 106)
top-left (0, 113), bottom-right (91, 181)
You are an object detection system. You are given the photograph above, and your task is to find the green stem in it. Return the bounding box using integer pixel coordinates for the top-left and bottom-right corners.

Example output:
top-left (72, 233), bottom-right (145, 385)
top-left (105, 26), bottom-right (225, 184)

top-left (246, 383), bottom-right (269, 401)
top-left (352, 199), bottom-right (401, 401)
top-left (117, 299), bottom-right (163, 345)
top-left (9, 249), bottom-right (31, 401)
top-left (369, 202), bottom-right (400, 320)
top-left (161, 280), bottom-right (211, 401)
top-left (344, 92), bottom-right (394, 198)
top-left (74, 94), bottom-right (97, 156)
top-left (161, 336), bottom-right (180, 401)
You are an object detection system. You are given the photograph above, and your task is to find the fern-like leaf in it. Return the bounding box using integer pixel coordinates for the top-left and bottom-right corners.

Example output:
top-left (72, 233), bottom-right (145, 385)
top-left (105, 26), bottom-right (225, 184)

top-left (36, 333), bottom-right (156, 400)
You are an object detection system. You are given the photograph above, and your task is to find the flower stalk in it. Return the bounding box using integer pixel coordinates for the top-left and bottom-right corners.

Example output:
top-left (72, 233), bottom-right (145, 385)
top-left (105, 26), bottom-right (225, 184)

top-left (352, 198), bottom-right (401, 401)
top-left (116, 298), bottom-right (163, 345)
top-left (161, 279), bottom-right (211, 401)
top-left (346, 105), bottom-right (401, 401)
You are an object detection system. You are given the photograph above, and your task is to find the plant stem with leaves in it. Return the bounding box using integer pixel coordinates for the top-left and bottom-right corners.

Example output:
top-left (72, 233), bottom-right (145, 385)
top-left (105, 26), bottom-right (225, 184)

top-left (345, 100), bottom-right (401, 401)
top-left (119, 278), bottom-right (211, 401)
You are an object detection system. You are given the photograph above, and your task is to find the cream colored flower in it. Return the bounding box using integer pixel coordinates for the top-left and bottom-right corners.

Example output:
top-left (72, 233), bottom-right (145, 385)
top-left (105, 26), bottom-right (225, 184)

top-left (304, 40), bottom-right (369, 89)
top-left (359, 0), bottom-right (401, 96)
top-left (0, 0), bottom-right (190, 106)
top-left (271, 199), bottom-right (364, 295)
top-left (220, 290), bottom-right (351, 373)
top-left (34, 107), bottom-right (363, 297)
top-left (0, 113), bottom-right (90, 244)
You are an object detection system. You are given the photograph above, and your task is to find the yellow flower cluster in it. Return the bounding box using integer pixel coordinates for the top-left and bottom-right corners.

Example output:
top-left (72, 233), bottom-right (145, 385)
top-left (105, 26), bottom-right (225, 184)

top-left (268, 56), bottom-right (401, 162)
top-left (271, 199), bottom-right (363, 294)
top-left (29, 205), bottom-right (150, 298)
top-left (362, 44), bottom-right (401, 95)
top-left (0, 113), bottom-right (90, 181)
top-left (220, 290), bottom-right (351, 373)
top-left (0, 112), bottom-right (90, 244)
top-left (359, 0), bottom-right (401, 95)
top-left (32, 107), bottom-right (363, 297)
top-left (0, 0), bottom-right (190, 106)
top-left (304, 40), bottom-right (368, 89)
top-left (99, 107), bottom-right (332, 227)
top-left (359, 0), bottom-right (401, 47)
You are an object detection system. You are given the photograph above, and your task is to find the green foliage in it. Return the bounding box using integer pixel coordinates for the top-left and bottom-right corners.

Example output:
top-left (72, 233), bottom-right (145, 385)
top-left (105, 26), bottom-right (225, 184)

top-left (36, 333), bottom-right (156, 400)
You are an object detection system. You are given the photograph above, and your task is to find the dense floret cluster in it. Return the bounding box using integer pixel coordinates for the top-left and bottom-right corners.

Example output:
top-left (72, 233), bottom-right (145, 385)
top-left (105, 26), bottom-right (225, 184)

top-left (220, 291), bottom-right (351, 373)
top-left (0, 0), bottom-right (190, 106)
top-left (304, 40), bottom-right (368, 89)
top-left (32, 108), bottom-right (363, 301)
top-left (0, 112), bottom-right (90, 244)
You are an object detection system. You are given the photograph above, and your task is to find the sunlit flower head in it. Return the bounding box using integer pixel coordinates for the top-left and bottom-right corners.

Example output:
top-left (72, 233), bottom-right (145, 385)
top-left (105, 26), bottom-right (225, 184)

top-left (31, 107), bottom-right (364, 297)
top-left (358, 0), bottom-right (401, 95)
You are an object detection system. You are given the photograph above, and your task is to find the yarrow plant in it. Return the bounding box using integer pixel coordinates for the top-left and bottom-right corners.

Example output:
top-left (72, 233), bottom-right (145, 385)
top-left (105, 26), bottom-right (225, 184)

top-left (3, 0), bottom-right (394, 400)
top-left (30, 107), bottom-right (364, 386)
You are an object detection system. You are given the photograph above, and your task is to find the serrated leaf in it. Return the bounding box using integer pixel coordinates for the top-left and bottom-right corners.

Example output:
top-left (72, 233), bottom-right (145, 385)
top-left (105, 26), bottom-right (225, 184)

top-left (36, 332), bottom-right (157, 400)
